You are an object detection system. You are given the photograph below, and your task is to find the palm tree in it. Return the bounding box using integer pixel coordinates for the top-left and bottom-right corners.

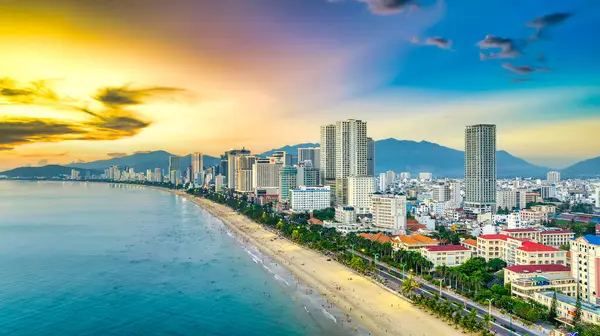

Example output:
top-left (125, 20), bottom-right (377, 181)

top-left (402, 275), bottom-right (420, 295)
top-left (482, 313), bottom-right (493, 330)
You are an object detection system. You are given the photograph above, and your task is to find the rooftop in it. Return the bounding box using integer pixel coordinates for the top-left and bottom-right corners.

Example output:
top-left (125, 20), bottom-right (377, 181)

top-left (395, 234), bottom-right (438, 245)
top-left (538, 291), bottom-right (600, 315)
top-left (478, 234), bottom-right (509, 241)
top-left (582, 234), bottom-right (600, 246)
top-left (461, 238), bottom-right (477, 247)
top-left (517, 241), bottom-right (560, 252)
top-left (359, 232), bottom-right (391, 244)
top-left (506, 264), bottom-right (570, 273)
top-left (424, 245), bottom-right (470, 252)
top-left (539, 229), bottom-right (574, 235)
top-left (502, 228), bottom-right (538, 233)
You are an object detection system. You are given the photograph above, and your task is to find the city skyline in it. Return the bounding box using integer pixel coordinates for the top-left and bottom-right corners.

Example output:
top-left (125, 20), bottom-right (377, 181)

top-left (1, 0), bottom-right (599, 171)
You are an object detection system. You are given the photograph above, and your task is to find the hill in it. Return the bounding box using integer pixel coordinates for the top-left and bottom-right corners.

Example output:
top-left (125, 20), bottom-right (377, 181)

top-left (561, 156), bottom-right (600, 178)
top-left (60, 139), bottom-right (548, 178)
top-left (0, 165), bottom-right (101, 178)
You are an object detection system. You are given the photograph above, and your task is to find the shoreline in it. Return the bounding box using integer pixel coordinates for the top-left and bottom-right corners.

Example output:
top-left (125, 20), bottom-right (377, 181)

top-left (168, 189), bottom-right (463, 336)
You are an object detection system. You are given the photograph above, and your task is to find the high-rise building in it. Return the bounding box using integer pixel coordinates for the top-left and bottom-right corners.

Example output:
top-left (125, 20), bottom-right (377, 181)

top-left (546, 171), bottom-right (561, 184)
top-left (215, 174), bottom-right (226, 191)
top-left (450, 182), bottom-right (462, 207)
top-left (297, 166), bottom-right (320, 187)
top-left (432, 184), bottom-right (451, 202)
top-left (596, 187), bottom-right (600, 208)
top-left (186, 165), bottom-right (192, 183)
top-left (570, 235), bottom-right (600, 305)
top-left (464, 124), bottom-right (496, 214)
top-left (279, 166), bottom-right (298, 202)
top-left (252, 159), bottom-right (281, 195)
top-left (235, 155), bottom-right (256, 193)
top-left (367, 137), bottom-right (375, 177)
top-left (169, 155), bottom-right (181, 174)
top-left (191, 152), bottom-right (203, 185)
top-left (419, 172), bottom-right (433, 181)
top-left (346, 176), bottom-right (375, 214)
top-left (70, 169), bottom-right (80, 180)
top-left (540, 185), bottom-right (556, 200)
top-left (298, 147), bottom-right (320, 169)
top-left (378, 172), bottom-right (387, 191)
top-left (335, 119), bottom-right (367, 205)
top-left (226, 148), bottom-right (251, 189)
top-left (290, 186), bottom-right (331, 212)
top-left (371, 194), bottom-right (407, 235)
top-left (154, 168), bottom-right (162, 183)
top-left (320, 124), bottom-right (336, 186)
top-left (399, 172), bottom-right (411, 181)
top-left (146, 169), bottom-right (153, 182)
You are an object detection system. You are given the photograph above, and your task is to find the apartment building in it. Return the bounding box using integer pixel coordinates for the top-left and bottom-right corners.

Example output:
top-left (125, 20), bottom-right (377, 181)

top-left (570, 234), bottom-right (600, 305)
top-left (477, 234), bottom-right (508, 261)
top-left (534, 291), bottom-right (600, 325)
top-left (516, 241), bottom-right (567, 266)
top-left (504, 265), bottom-right (576, 300)
top-left (421, 245), bottom-right (472, 267)
top-left (500, 228), bottom-right (575, 248)
top-left (290, 186), bottom-right (331, 212)
top-left (460, 238), bottom-right (478, 253)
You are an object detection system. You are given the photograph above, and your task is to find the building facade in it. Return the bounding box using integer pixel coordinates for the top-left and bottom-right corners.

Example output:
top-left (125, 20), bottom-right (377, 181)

top-left (279, 166), bottom-right (298, 202)
top-left (464, 124), bottom-right (496, 214)
top-left (504, 265), bottom-right (575, 300)
top-left (346, 176), bottom-right (375, 214)
top-left (570, 235), bottom-right (600, 305)
top-left (298, 147), bottom-right (320, 168)
top-left (290, 186), bottom-right (331, 212)
top-left (366, 137), bottom-right (375, 177)
top-left (319, 124), bottom-right (336, 185)
top-left (371, 194), bottom-right (407, 235)
top-left (546, 171), bottom-right (561, 183)
top-left (421, 245), bottom-right (472, 267)
top-left (335, 119), bottom-right (367, 205)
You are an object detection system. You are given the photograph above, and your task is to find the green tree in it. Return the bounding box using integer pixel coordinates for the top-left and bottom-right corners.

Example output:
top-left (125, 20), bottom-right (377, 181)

top-left (488, 258), bottom-right (507, 272)
top-left (548, 290), bottom-right (558, 325)
top-left (573, 294), bottom-right (582, 324)
top-left (402, 275), bottom-right (420, 295)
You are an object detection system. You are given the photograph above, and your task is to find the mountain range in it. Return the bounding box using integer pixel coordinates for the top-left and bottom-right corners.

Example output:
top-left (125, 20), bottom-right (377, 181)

top-left (2, 138), bottom-right (598, 178)
top-left (0, 165), bottom-right (102, 178)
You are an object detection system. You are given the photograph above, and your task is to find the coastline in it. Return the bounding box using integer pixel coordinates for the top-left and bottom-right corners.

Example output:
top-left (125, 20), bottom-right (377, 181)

top-left (169, 189), bottom-right (463, 336)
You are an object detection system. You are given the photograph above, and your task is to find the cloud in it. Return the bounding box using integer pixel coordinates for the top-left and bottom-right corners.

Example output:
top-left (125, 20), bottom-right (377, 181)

top-left (527, 12), bottom-right (572, 40)
top-left (412, 36), bottom-right (452, 49)
top-left (330, 0), bottom-right (419, 15)
top-left (502, 63), bottom-right (550, 75)
top-left (37, 159), bottom-right (48, 166)
top-left (19, 152), bottom-right (69, 158)
top-left (134, 150), bottom-right (152, 154)
top-left (106, 152), bottom-right (128, 158)
top-left (511, 78), bottom-right (533, 83)
top-left (94, 86), bottom-right (183, 108)
top-left (0, 79), bottom-right (185, 150)
top-left (477, 35), bottom-right (521, 60)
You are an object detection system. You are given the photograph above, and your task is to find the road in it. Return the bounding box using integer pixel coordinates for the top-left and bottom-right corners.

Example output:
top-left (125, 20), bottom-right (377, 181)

top-left (349, 251), bottom-right (551, 336)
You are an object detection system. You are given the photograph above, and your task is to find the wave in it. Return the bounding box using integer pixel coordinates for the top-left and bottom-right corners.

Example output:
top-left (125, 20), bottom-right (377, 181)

top-left (274, 274), bottom-right (291, 287)
top-left (321, 308), bottom-right (337, 323)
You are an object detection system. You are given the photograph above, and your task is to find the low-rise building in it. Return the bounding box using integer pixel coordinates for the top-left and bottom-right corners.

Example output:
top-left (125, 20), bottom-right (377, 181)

top-left (391, 234), bottom-right (439, 250)
top-left (499, 228), bottom-right (575, 248)
top-left (519, 209), bottom-right (547, 224)
top-left (477, 234), bottom-right (509, 261)
top-left (335, 206), bottom-right (356, 223)
top-left (534, 291), bottom-right (600, 325)
top-left (421, 245), bottom-right (471, 267)
top-left (290, 186), bottom-right (331, 212)
top-left (516, 241), bottom-right (566, 266)
top-left (358, 232), bottom-right (392, 244)
top-left (460, 238), bottom-right (478, 253)
top-left (504, 265), bottom-right (575, 300)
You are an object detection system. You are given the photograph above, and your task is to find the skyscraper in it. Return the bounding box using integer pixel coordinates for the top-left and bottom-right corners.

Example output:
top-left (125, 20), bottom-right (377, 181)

top-left (366, 137), bottom-right (375, 177)
top-left (191, 152), bottom-right (203, 185)
top-left (335, 119), bottom-right (367, 205)
top-left (319, 124), bottom-right (336, 186)
top-left (298, 147), bottom-right (320, 168)
top-left (464, 124), bottom-right (496, 213)
top-left (226, 148), bottom-right (251, 189)
top-left (169, 155), bottom-right (181, 185)
top-left (154, 167), bottom-right (162, 183)
top-left (546, 171), bottom-right (561, 183)
top-left (279, 166), bottom-right (298, 202)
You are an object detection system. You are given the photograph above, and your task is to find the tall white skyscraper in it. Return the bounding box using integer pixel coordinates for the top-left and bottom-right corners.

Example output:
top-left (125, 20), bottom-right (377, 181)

top-left (319, 124), bottom-right (336, 186)
top-left (450, 182), bottom-right (462, 207)
top-left (464, 124), bottom-right (496, 213)
top-left (546, 171), bottom-right (561, 183)
top-left (335, 119), bottom-right (367, 205)
top-left (252, 158), bottom-right (281, 195)
top-left (191, 152), bottom-right (203, 185)
top-left (226, 148), bottom-right (251, 189)
top-left (298, 147), bottom-right (320, 169)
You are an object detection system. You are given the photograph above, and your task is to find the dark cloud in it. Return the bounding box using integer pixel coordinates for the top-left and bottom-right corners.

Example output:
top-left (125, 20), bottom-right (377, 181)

top-left (20, 152), bottom-right (68, 158)
top-left (107, 152), bottom-right (128, 158)
top-left (95, 86), bottom-right (183, 108)
top-left (0, 79), bottom-right (185, 150)
top-left (330, 0), bottom-right (419, 15)
top-left (37, 159), bottom-right (48, 166)
top-left (527, 12), bottom-right (571, 39)
top-left (134, 150), bottom-right (152, 154)
top-left (0, 78), bottom-right (59, 105)
top-left (0, 119), bottom-right (87, 150)
top-left (477, 35), bottom-right (521, 60)
top-left (502, 63), bottom-right (550, 75)
top-left (412, 36), bottom-right (452, 50)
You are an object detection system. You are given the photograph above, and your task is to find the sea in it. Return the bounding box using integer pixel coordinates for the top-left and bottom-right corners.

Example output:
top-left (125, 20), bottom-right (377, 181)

top-left (0, 181), bottom-right (367, 336)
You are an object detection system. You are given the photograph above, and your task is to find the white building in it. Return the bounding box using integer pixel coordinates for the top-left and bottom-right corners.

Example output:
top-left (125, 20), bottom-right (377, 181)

top-left (335, 206), bottom-right (357, 223)
top-left (371, 194), bottom-right (407, 235)
top-left (507, 212), bottom-right (522, 229)
top-left (449, 182), bottom-right (462, 207)
top-left (347, 176), bottom-right (375, 214)
top-left (432, 184), bottom-right (451, 202)
top-left (298, 147), bottom-right (320, 169)
top-left (290, 186), bottom-right (331, 212)
top-left (546, 171), bottom-right (561, 183)
top-left (540, 185), bottom-right (556, 200)
top-left (320, 124), bottom-right (336, 186)
top-left (419, 172), bottom-right (433, 181)
top-left (464, 124), bottom-right (496, 214)
top-left (215, 174), bottom-right (226, 191)
top-left (378, 172), bottom-right (387, 191)
top-left (399, 172), bottom-right (410, 181)
top-left (236, 170), bottom-right (253, 193)
top-left (335, 119), bottom-right (368, 205)
top-left (252, 159), bottom-right (281, 195)
top-left (570, 235), bottom-right (600, 305)
top-left (191, 152), bottom-right (203, 185)
top-left (154, 168), bottom-right (162, 183)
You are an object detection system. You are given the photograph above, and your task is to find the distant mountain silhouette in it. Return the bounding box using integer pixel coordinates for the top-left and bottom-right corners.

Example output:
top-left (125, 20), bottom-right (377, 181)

top-left (50, 138), bottom-right (551, 178)
top-left (561, 156), bottom-right (600, 178)
top-left (0, 165), bottom-right (101, 178)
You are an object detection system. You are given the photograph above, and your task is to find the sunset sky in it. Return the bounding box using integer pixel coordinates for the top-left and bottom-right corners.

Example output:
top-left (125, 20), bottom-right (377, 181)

top-left (1, 0), bottom-right (599, 170)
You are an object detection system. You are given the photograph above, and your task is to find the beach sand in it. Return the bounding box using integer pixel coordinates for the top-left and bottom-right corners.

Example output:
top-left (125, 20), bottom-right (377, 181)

top-left (175, 191), bottom-right (462, 336)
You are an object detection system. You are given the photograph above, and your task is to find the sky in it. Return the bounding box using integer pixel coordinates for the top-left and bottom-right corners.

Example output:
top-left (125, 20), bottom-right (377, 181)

top-left (0, 0), bottom-right (599, 170)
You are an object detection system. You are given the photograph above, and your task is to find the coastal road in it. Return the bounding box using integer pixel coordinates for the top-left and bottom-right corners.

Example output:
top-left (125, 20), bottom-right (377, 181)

top-left (349, 251), bottom-right (549, 336)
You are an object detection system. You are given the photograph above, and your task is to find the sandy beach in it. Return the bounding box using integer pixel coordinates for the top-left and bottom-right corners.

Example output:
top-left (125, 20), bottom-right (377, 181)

top-left (173, 190), bottom-right (462, 336)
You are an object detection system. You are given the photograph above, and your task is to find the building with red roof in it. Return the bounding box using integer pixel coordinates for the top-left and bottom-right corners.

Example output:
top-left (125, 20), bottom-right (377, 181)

top-left (421, 245), bottom-right (472, 267)
top-left (500, 228), bottom-right (574, 248)
top-left (504, 264), bottom-right (575, 300)
top-left (476, 234), bottom-right (509, 261)
top-left (516, 241), bottom-right (567, 266)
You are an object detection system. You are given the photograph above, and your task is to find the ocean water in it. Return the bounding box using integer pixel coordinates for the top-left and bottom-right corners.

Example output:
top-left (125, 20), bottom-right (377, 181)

top-left (0, 181), bottom-right (364, 336)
